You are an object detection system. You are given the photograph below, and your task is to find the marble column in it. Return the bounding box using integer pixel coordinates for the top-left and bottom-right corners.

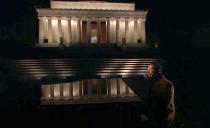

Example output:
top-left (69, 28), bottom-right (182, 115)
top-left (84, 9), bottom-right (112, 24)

top-left (69, 83), bottom-right (73, 99)
top-left (44, 18), bottom-right (48, 41)
top-left (48, 18), bottom-right (53, 43)
top-left (87, 19), bottom-right (91, 43)
top-left (77, 19), bottom-right (81, 43)
top-left (39, 17), bottom-right (44, 43)
top-left (88, 80), bottom-right (92, 98)
top-left (50, 84), bottom-right (54, 99)
top-left (125, 19), bottom-right (129, 43)
top-left (107, 19), bottom-right (110, 43)
top-left (116, 19), bottom-right (120, 44)
top-left (107, 79), bottom-right (111, 96)
top-left (60, 83), bottom-right (63, 99)
top-left (117, 79), bottom-right (120, 96)
top-left (98, 80), bottom-right (102, 98)
top-left (68, 19), bottom-right (71, 44)
top-left (58, 19), bottom-right (62, 43)
top-left (141, 20), bottom-right (146, 44)
top-left (97, 20), bottom-right (101, 43)
top-left (54, 18), bottom-right (59, 44)
top-left (79, 81), bottom-right (83, 97)
top-left (134, 19), bottom-right (138, 43)
top-left (126, 86), bottom-right (129, 96)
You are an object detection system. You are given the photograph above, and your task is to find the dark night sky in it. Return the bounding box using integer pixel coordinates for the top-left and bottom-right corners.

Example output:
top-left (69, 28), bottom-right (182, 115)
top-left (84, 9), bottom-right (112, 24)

top-left (0, 0), bottom-right (210, 47)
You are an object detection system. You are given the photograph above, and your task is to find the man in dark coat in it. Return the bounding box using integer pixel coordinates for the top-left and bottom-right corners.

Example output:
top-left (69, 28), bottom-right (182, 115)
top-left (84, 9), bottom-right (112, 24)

top-left (147, 63), bottom-right (175, 128)
top-left (123, 63), bottom-right (175, 128)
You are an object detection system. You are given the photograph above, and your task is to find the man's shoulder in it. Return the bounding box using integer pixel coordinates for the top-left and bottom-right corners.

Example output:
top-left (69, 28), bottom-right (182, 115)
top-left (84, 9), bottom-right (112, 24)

top-left (156, 77), bottom-right (174, 88)
top-left (164, 77), bottom-right (173, 84)
top-left (162, 78), bottom-right (174, 92)
top-left (154, 77), bottom-right (174, 94)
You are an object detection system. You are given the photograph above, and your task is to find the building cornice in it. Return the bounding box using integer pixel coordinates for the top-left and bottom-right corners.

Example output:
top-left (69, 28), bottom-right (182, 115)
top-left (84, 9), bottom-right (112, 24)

top-left (36, 8), bottom-right (148, 19)
top-left (50, 1), bottom-right (135, 11)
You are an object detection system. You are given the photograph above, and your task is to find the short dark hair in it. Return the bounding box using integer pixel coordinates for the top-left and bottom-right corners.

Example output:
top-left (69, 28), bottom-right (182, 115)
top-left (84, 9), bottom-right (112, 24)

top-left (150, 62), bottom-right (162, 73)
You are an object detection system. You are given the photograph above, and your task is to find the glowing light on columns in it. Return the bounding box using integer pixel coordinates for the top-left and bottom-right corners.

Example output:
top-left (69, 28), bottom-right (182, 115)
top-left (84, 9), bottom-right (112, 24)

top-left (41, 85), bottom-right (51, 100)
top-left (61, 19), bottom-right (67, 25)
top-left (110, 19), bottom-right (116, 43)
top-left (54, 84), bottom-right (61, 99)
top-left (110, 78), bottom-right (117, 96)
top-left (119, 79), bottom-right (126, 97)
top-left (71, 19), bottom-right (77, 28)
top-left (61, 19), bottom-right (69, 43)
top-left (137, 19), bottom-right (142, 43)
top-left (43, 17), bottom-right (48, 40)
top-left (71, 19), bottom-right (77, 43)
top-left (52, 19), bottom-right (58, 25)
top-left (119, 19), bottom-right (125, 44)
top-left (142, 19), bottom-right (146, 43)
top-left (39, 78), bottom-right (141, 104)
top-left (129, 20), bottom-right (134, 26)
top-left (73, 81), bottom-right (80, 97)
top-left (63, 83), bottom-right (70, 100)
top-left (52, 19), bottom-right (59, 43)
top-left (127, 19), bottom-right (135, 43)
top-left (39, 17), bottom-right (44, 43)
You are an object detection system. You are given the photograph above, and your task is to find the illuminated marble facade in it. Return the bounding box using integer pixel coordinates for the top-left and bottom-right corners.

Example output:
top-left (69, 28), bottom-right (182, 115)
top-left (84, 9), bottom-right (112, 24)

top-left (7, 58), bottom-right (158, 105)
top-left (41, 78), bottom-right (138, 105)
top-left (36, 1), bottom-right (147, 47)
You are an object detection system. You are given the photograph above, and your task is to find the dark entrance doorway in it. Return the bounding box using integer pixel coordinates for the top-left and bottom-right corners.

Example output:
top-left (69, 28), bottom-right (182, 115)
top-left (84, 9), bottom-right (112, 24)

top-left (82, 21), bottom-right (107, 43)
top-left (101, 21), bottom-right (107, 43)
top-left (82, 21), bottom-right (87, 43)
top-left (91, 21), bottom-right (97, 43)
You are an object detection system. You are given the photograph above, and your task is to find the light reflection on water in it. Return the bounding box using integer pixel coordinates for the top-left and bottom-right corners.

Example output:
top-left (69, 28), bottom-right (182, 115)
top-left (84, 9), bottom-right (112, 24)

top-left (41, 78), bottom-right (137, 104)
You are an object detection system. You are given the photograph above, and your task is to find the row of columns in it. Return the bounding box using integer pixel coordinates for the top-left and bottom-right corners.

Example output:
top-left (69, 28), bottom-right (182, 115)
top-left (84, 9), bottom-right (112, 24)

top-left (39, 17), bottom-right (146, 45)
top-left (42, 79), bottom-right (135, 100)
top-left (46, 82), bottom-right (82, 99)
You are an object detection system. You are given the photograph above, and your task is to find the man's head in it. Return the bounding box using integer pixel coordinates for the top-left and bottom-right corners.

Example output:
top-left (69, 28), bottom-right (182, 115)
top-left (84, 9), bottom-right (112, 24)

top-left (147, 63), bottom-right (162, 79)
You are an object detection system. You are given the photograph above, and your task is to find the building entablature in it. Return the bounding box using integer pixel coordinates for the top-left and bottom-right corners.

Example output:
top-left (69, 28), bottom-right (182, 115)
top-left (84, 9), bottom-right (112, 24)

top-left (50, 1), bottom-right (135, 11)
top-left (36, 8), bottom-right (148, 20)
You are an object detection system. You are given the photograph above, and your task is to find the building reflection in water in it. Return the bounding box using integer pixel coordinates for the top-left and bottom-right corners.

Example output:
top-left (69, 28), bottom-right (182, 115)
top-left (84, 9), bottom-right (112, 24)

top-left (41, 78), bottom-right (139, 105)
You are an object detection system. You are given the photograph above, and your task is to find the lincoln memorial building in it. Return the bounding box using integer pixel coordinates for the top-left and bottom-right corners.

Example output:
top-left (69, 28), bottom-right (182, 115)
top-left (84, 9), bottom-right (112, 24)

top-left (36, 0), bottom-right (148, 47)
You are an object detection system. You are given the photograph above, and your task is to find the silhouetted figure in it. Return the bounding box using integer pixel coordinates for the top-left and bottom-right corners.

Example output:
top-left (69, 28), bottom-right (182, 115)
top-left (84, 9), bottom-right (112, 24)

top-left (147, 63), bottom-right (175, 128)
top-left (121, 37), bottom-right (126, 51)
top-left (122, 63), bottom-right (175, 128)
